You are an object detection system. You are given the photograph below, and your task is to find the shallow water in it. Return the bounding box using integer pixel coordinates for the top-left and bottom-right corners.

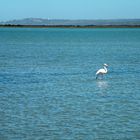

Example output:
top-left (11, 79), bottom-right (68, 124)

top-left (0, 28), bottom-right (140, 139)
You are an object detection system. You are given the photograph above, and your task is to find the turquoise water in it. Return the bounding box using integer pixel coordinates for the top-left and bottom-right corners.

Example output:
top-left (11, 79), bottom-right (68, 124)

top-left (0, 28), bottom-right (140, 139)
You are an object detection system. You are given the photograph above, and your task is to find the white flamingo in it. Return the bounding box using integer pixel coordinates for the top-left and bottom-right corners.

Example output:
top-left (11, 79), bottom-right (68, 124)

top-left (96, 64), bottom-right (108, 79)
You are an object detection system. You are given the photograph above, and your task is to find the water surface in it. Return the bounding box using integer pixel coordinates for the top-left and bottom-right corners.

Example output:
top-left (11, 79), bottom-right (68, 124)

top-left (0, 28), bottom-right (140, 139)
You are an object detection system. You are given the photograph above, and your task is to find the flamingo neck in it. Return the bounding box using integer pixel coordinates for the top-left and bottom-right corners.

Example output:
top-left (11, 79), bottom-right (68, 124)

top-left (103, 66), bottom-right (107, 73)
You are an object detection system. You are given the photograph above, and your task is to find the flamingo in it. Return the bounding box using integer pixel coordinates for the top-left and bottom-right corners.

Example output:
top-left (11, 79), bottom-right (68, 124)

top-left (96, 64), bottom-right (108, 79)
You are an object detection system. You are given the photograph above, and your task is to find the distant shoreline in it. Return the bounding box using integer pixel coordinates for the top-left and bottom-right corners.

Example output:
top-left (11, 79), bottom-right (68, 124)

top-left (1, 24), bottom-right (140, 28)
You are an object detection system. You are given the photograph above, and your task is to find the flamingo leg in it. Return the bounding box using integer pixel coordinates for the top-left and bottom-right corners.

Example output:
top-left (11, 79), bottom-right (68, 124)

top-left (96, 74), bottom-right (98, 79)
top-left (96, 73), bottom-right (102, 80)
top-left (101, 74), bottom-right (103, 79)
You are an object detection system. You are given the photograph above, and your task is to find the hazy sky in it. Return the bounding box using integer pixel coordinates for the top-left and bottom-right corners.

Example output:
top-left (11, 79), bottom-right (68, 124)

top-left (0, 0), bottom-right (140, 21)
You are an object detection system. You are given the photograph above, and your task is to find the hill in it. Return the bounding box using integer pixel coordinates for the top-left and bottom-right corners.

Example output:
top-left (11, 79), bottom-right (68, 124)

top-left (1, 18), bottom-right (140, 26)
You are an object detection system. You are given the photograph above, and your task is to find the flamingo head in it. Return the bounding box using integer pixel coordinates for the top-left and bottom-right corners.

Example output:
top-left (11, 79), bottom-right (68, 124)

top-left (104, 63), bottom-right (108, 67)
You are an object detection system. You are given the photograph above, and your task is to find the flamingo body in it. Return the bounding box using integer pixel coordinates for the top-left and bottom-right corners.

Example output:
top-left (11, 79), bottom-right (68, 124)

top-left (96, 64), bottom-right (108, 79)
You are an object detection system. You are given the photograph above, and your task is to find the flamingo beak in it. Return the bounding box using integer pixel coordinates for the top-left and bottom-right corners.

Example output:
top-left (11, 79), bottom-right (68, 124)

top-left (104, 64), bottom-right (108, 67)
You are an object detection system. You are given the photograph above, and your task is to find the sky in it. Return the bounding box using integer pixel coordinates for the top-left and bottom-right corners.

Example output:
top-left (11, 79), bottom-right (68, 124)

top-left (0, 0), bottom-right (140, 21)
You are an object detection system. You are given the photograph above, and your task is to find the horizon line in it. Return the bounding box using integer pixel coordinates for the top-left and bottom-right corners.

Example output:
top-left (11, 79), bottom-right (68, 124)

top-left (1, 17), bottom-right (140, 22)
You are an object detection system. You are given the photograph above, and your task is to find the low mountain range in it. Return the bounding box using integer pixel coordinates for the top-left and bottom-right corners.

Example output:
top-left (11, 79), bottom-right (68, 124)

top-left (1, 18), bottom-right (140, 26)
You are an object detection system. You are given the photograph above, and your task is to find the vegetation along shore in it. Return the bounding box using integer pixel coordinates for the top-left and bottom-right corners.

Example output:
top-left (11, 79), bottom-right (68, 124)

top-left (1, 24), bottom-right (140, 28)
